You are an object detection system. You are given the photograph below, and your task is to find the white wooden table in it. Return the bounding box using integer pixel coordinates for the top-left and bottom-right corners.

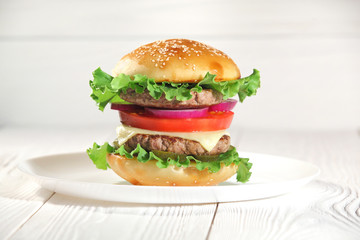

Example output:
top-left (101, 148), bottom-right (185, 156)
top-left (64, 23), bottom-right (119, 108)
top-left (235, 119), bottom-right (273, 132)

top-left (1, 126), bottom-right (359, 240)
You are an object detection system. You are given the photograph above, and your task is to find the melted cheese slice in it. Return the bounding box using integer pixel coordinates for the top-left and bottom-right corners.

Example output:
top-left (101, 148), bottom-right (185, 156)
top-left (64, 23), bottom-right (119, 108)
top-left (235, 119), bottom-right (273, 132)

top-left (116, 124), bottom-right (229, 152)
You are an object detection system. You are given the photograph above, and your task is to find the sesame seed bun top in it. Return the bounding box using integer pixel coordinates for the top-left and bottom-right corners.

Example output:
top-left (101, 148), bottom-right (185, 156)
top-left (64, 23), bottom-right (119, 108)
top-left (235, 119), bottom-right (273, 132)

top-left (112, 39), bottom-right (240, 83)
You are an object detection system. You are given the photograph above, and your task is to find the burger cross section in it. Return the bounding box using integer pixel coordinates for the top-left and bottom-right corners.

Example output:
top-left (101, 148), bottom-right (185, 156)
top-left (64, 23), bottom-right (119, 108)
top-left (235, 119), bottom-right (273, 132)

top-left (87, 39), bottom-right (260, 186)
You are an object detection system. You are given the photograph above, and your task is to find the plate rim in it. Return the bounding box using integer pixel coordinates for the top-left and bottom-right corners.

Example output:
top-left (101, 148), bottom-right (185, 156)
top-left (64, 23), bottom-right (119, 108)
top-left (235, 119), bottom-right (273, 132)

top-left (17, 151), bottom-right (320, 203)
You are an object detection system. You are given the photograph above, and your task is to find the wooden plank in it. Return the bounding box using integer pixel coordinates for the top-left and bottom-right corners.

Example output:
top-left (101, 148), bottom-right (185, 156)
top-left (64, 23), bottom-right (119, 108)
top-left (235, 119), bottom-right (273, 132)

top-left (0, 153), bottom-right (54, 240)
top-left (1, 38), bottom-right (359, 129)
top-left (0, 126), bottom-right (216, 239)
top-left (0, 126), bottom-right (113, 239)
top-left (209, 183), bottom-right (360, 240)
top-left (231, 130), bottom-right (360, 186)
top-left (11, 193), bottom-right (216, 240)
top-left (1, 0), bottom-right (359, 37)
top-left (3, 128), bottom-right (359, 240)
top-left (209, 130), bottom-right (360, 240)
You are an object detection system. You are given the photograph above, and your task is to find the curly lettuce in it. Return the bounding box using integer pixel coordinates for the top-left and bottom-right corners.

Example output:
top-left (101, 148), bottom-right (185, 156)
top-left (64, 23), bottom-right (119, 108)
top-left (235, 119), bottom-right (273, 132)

top-left (87, 142), bottom-right (252, 183)
top-left (89, 68), bottom-right (260, 111)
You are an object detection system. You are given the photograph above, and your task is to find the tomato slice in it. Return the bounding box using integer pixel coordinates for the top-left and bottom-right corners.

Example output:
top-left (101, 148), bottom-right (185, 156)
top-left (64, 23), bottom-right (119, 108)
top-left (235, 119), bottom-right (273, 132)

top-left (119, 111), bottom-right (234, 132)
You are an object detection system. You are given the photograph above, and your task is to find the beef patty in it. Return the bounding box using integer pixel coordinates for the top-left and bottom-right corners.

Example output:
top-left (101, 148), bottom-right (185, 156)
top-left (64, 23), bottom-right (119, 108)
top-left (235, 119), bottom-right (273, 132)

top-left (124, 134), bottom-right (230, 156)
top-left (119, 89), bottom-right (223, 109)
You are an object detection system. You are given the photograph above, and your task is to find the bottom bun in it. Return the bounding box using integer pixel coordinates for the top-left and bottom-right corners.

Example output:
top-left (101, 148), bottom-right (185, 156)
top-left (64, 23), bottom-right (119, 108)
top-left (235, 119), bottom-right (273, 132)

top-left (106, 153), bottom-right (238, 186)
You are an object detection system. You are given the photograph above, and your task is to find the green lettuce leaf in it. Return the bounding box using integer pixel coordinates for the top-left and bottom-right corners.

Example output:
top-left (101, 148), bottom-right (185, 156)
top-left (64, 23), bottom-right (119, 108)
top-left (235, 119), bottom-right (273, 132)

top-left (86, 142), bottom-right (114, 170)
top-left (199, 69), bottom-right (260, 102)
top-left (89, 68), bottom-right (260, 111)
top-left (86, 142), bottom-right (252, 183)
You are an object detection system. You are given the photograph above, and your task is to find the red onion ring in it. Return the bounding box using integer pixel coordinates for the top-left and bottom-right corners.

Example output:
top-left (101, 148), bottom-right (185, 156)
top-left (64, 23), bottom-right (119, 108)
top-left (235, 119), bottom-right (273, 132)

top-left (144, 107), bottom-right (209, 119)
top-left (209, 99), bottom-right (237, 112)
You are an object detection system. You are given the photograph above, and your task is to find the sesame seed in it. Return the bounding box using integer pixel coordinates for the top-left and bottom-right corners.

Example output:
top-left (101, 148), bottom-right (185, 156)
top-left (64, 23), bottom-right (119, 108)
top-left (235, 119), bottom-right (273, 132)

top-left (129, 39), bottom-right (231, 67)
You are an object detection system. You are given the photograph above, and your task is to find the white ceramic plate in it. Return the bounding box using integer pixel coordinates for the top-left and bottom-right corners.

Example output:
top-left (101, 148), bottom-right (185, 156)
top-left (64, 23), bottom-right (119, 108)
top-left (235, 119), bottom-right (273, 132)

top-left (17, 152), bottom-right (320, 204)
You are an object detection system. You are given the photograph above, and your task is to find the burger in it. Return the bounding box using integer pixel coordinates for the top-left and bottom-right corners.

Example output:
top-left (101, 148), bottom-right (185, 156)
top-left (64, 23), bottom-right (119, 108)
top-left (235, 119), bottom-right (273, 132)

top-left (87, 39), bottom-right (260, 186)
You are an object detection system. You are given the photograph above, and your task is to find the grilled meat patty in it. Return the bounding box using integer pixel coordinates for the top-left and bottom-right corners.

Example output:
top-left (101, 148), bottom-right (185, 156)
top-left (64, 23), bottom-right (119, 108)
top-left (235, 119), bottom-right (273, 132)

top-left (119, 89), bottom-right (223, 109)
top-left (124, 134), bottom-right (230, 156)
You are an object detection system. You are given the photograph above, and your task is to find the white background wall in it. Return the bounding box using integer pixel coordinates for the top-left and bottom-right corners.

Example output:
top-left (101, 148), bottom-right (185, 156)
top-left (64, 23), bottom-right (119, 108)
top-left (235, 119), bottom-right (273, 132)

top-left (0, 0), bottom-right (359, 130)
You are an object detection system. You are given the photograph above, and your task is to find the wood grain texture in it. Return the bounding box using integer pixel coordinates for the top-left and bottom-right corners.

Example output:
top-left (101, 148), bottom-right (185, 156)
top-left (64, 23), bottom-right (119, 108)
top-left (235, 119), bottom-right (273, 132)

top-left (0, 126), bottom-right (113, 240)
top-left (0, 153), bottom-right (53, 240)
top-left (209, 181), bottom-right (360, 240)
top-left (1, 0), bottom-right (359, 37)
top-left (208, 130), bottom-right (360, 240)
top-left (231, 130), bottom-right (360, 186)
top-left (1, 37), bottom-right (359, 129)
top-left (0, 1), bottom-right (360, 129)
top-left (11, 193), bottom-right (216, 240)
top-left (0, 127), bottom-right (358, 240)
top-left (0, 126), bottom-right (217, 240)
top-left (1, 0), bottom-right (359, 238)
